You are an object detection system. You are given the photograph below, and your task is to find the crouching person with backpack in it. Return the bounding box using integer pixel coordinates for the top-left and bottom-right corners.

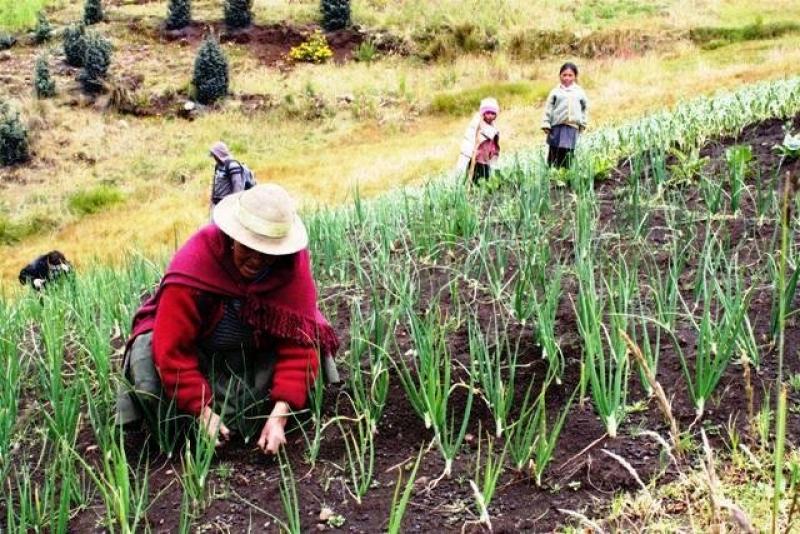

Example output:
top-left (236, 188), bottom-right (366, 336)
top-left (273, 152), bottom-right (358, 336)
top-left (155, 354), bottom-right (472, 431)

top-left (209, 141), bottom-right (257, 207)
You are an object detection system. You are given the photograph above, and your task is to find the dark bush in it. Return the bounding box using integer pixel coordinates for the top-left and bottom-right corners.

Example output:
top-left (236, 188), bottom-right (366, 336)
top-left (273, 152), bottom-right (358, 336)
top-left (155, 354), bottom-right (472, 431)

top-left (34, 55), bottom-right (56, 98)
top-left (320, 0), bottom-right (350, 32)
top-left (166, 0), bottom-right (192, 30)
top-left (192, 35), bottom-right (228, 104)
top-left (224, 0), bottom-right (252, 29)
top-left (83, 0), bottom-right (104, 25)
top-left (0, 101), bottom-right (30, 167)
top-left (0, 33), bottom-right (16, 51)
top-left (63, 23), bottom-right (86, 67)
top-left (79, 31), bottom-right (112, 93)
top-left (33, 11), bottom-right (52, 44)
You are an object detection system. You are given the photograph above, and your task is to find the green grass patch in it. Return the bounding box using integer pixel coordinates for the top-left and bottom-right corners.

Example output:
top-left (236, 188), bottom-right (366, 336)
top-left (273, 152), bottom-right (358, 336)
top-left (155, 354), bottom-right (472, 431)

top-left (430, 81), bottom-right (550, 116)
top-left (0, 213), bottom-right (58, 245)
top-left (689, 20), bottom-right (800, 49)
top-left (67, 185), bottom-right (125, 216)
top-left (0, 0), bottom-right (53, 31)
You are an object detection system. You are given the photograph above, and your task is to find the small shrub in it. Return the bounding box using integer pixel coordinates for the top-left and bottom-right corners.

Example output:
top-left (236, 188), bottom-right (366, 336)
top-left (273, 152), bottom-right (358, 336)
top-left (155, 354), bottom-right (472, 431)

top-left (83, 0), bottom-right (104, 25)
top-left (33, 11), bottom-right (52, 44)
top-left (0, 33), bottom-right (16, 51)
top-left (192, 35), bottom-right (228, 104)
top-left (288, 30), bottom-right (333, 64)
top-left (224, 0), bottom-right (252, 29)
top-left (166, 0), bottom-right (191, 30)
top-left (79, 31), bottom-right (112, 93)
top-left (68, 185), bottom-right (124, 215)
top-left (34, 54), bottom-right (56, 98)
top-left (320, 0), bottom-right (350, 32)
top-left (0, 101), bottom-right (30, 167)
top-left (63, 23), bottom-right (86, 67)
top-left (353, 39), bottom-right (377, 63)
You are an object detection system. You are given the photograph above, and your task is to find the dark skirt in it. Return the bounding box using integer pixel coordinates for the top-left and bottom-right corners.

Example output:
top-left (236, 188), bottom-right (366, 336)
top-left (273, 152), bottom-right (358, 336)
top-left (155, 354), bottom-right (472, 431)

top-left (547, 124), bottom-right (579, 149)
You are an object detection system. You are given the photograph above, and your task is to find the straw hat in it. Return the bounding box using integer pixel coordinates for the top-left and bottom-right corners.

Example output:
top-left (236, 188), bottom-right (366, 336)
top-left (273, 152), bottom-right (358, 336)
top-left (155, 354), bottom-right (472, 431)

top-left (213, 184), bottom-right (308, 255)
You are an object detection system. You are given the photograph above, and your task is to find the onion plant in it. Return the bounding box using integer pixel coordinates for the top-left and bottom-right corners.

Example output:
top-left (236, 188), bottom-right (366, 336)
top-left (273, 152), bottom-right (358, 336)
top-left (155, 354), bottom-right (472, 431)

top-left (394, 309), bottom-right (473, 476)
top-left (469, 432), bottom-right (507, 529)
top-left (347, 299), bottom-right (395, 434)
top-left (574, 255), bottom-right (632, 438)
top-left (468, 315), bottom-right (521, 438)
top-left (678, 258), bottom-right (752, 418)
top-left (506, 380), bottom-right (574, 486)
top-left (725, 144), bottom-right (752, 213)
top-left (337, 407), bottom-right (375, 505)
top-left (387, 448), bottom-right (423, 534)
top-left (277, 448), bottom-right (302, 534)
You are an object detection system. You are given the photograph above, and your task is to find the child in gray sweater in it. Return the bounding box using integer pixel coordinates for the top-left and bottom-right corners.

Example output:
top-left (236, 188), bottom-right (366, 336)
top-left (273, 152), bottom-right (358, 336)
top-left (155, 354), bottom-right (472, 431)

top-left (541, 62), bottom-right (589, 168)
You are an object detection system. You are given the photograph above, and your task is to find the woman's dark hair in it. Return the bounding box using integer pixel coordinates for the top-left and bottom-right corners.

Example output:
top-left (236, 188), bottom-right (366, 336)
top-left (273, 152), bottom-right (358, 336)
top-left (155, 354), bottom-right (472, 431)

top-left (559, 62), bottom-right (579, 77)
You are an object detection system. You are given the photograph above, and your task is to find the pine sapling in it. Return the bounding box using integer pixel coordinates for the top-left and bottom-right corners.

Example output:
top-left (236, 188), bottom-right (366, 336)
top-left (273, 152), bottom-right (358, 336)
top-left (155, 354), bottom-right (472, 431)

top-left (84, 0), bottom-right (104, 25)
top-left (34, 11), bottom-right (52, 44)
top-left (166, 0), bottom-right (191, 30)
top-left (63, 23), bottom-right (86, 67)
top-left (224, 0), bottom-right (252, 29)
top-left (79, 31), bottom-right (112, 93)
top-left (34, 55), bottom-right (56, 98)
top-left (320, 0), bottom-right (350, 31)
top-left (192, 35), bottom-right (228, 104)
top-left (0, 101), bottom-right (30, 166)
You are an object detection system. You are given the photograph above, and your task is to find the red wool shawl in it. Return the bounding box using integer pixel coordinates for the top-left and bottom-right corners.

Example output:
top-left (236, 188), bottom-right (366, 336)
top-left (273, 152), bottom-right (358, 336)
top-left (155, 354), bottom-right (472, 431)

top-left (129, 224), bottom-right (339, 356)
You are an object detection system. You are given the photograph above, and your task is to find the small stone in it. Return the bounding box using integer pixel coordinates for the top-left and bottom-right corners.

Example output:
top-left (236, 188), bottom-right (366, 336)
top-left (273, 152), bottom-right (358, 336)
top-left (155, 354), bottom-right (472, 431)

top-left (183, 100), bottom-right (196, 111)
top-left (315, 524), bottom-right (326, 531)
top-left (319, 507), bottom-right (334, 522)
top-left (0, 52), bottom-right (11, 62)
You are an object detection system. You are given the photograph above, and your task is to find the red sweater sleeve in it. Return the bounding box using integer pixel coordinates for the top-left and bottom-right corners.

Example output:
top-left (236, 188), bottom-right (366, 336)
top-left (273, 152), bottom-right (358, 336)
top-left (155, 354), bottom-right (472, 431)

top-left (152, 285), bottom-right (213, 415)
top-left (270, 341), bottom-right (319, 410)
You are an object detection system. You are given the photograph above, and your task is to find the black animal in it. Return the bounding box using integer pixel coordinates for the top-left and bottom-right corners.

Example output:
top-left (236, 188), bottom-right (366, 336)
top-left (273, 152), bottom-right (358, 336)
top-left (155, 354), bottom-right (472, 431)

top-left (18, 250), bottom-right (72, 290)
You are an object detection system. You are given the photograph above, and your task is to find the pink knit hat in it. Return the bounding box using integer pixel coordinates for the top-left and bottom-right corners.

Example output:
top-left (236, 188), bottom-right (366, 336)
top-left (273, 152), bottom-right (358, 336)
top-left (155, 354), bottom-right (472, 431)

top-left (479, 97), bottom-right (499, 116)
top-left (210, 141), bottom-right (232, 162)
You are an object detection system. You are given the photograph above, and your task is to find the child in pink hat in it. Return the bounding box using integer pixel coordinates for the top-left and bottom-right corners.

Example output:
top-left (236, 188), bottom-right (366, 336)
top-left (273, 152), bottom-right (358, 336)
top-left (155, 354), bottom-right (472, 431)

top-left (457, 97), bottom-right (501, 184)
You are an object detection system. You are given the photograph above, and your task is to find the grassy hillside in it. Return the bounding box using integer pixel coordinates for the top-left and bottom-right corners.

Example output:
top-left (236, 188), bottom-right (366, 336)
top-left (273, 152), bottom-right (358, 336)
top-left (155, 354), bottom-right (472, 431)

top-left (0, 0), bottom-right (799, 287)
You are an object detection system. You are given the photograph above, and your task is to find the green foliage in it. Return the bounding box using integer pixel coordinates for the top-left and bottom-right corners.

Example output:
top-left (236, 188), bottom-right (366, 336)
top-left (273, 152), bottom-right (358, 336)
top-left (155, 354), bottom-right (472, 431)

top-left (79, 31), bottom-right (112, 93)
top-left (430, 81), bottom-right (548, 116)
top-left (83, 0), bottom-right (103, 25)
top-left (0, 0), bottom-right (52, 32)
top-left (288, 30), bottom-right (333, 64)
top-left (33, 11), bottom-right (51, 44)
top-left (320, 0), bottom-right (350, 32)
top-left (67, 185), bottom-right (124, 215)
top-left (353, 38), bottom-right (377, 63)
top-left (223, 0), bottom-right (252, 29)
top-left (34, 54), bottom-right (56, 98)
top-left (166, 0), bottom-right (191, 30)
top-left (63, 23), bottom-right (86, 67)
top-left (192, 35), bottom-right (228, 104)
top-left (0, 100), bottom-right (30, 166)
top-left (690, 19), bottom-right (800, 49)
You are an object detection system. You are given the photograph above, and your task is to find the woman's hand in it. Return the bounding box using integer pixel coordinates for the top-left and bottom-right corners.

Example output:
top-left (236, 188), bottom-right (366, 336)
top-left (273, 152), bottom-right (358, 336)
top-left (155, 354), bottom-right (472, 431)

top-left (257, 401), bottom-right (291, 455)
top-left (543, 128), bottom-right (551, 135)
top-left (199, 406), bottom-right (230, 446)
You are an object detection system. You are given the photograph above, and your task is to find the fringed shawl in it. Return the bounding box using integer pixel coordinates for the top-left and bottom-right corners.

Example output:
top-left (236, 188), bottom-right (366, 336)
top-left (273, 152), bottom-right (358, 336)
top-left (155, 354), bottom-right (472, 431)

top-left (130, 224), bottom-right (339, 355)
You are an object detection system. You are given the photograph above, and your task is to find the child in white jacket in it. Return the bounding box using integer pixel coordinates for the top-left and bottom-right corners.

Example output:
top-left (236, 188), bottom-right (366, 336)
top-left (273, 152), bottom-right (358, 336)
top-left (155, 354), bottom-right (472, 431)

top-left (457, 97), bottom-right (501, 183)
top-left (541, 62), bottom-right (589, 168)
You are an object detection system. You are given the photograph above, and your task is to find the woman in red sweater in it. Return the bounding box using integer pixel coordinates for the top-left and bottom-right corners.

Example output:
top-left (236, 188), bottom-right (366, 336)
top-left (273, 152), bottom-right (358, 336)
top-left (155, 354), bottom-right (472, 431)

top-left (117, 184), bottom-right (339, 454)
